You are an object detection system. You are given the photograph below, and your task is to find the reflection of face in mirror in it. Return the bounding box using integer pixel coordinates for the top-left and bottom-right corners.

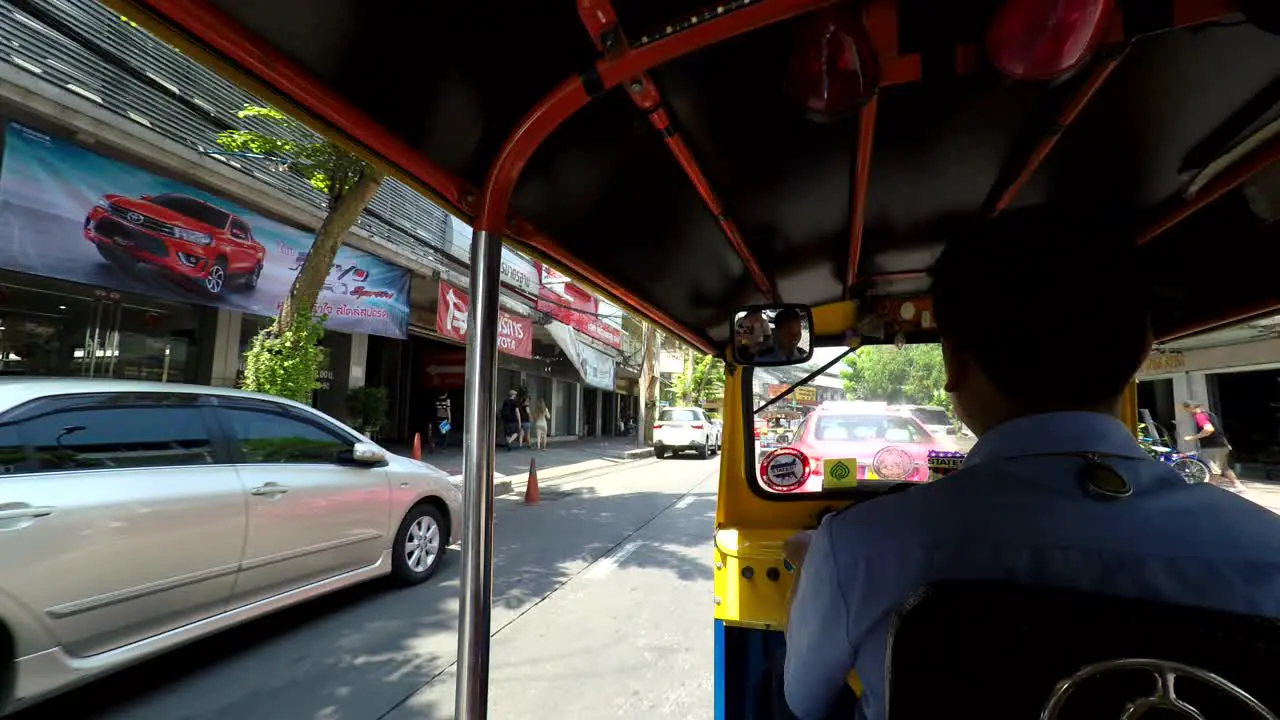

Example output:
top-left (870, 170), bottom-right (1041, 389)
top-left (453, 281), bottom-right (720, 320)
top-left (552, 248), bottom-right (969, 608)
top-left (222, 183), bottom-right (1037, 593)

top-left (756, 309), bottom-right (809, 363)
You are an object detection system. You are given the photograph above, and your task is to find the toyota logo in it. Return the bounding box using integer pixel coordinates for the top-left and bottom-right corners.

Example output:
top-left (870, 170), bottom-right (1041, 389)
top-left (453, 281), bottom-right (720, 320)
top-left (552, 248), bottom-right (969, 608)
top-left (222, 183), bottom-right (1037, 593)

top-left (126, 212), bottom-right (144, 224)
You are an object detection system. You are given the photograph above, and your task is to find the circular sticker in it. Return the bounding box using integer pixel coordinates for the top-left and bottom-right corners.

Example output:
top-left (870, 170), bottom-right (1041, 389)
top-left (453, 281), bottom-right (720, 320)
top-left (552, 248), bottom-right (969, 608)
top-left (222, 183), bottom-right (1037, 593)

top-left (872, 446), bottom-right (916, 481)
top-left (760, 447), bottom-right (810, 492)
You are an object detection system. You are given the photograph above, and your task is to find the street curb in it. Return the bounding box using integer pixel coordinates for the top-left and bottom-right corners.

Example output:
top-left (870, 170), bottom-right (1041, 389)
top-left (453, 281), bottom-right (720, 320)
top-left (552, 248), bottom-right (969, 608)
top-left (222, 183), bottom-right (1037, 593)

top-left (622, 448), bottom-right (655, 460)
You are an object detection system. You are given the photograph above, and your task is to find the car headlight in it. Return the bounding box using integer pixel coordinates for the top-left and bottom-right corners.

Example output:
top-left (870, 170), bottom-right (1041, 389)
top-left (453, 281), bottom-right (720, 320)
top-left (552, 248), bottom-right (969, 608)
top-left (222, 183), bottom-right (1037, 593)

top-left (174, 228), bottom-right (212, 245)
top-left (96, 199), bottom-right (110, 210)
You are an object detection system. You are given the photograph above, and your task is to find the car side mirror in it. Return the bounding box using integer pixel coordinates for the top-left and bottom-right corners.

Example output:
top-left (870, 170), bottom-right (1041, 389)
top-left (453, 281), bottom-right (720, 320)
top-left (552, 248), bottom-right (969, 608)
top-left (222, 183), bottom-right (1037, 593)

top-left (140, 194), bottom-right (152, 201)
top-left (349, 442), bottom-right (386, 466)
top-left (731, 304), bottom-right (815, 367)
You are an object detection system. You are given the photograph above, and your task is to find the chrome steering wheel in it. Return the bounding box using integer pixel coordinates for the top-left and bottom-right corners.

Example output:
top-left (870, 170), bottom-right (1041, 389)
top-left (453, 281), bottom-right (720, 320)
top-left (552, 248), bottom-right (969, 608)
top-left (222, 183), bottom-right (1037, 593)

top-left (1041, 658), bottom-right (1277, 720)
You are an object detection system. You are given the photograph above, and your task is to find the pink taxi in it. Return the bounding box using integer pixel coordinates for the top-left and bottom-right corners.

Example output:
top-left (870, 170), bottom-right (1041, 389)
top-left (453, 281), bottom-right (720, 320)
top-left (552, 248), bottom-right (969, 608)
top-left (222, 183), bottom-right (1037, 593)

top-left (759, 402), bottom-right (954, 493)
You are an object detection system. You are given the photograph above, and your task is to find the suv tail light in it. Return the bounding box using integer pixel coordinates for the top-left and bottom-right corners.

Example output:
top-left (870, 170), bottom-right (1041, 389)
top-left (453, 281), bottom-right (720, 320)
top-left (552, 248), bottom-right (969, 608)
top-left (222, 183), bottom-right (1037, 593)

top-left (691, 423), bottom-right (705, 430)
top-left (652, 423), bottom-right (663, 429)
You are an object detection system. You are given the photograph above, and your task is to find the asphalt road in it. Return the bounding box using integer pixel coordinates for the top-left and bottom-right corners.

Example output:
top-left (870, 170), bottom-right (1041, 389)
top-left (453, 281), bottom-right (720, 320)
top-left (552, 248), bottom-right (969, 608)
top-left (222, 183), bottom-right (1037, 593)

top-left (15, 456), bottom-right (719, 720)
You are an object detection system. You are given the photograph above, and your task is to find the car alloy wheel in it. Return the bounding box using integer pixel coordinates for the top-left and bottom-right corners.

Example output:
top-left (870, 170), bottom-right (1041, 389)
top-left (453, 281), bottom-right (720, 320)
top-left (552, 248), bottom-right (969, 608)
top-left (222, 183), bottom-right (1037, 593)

top-left (247, 263), bottom-right (262, 289)
top-left (391, 502), bottom-right (447, 585)
top-left (405, 514), bottom-right (441, 573)
top-left (205, 263), bottom-right (226, 294)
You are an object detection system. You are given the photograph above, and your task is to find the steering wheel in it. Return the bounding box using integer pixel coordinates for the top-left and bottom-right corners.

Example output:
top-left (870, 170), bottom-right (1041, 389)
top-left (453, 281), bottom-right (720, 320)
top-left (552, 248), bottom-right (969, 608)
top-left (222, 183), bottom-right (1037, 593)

top-left (1041, 658), bottom-right (1278, 720)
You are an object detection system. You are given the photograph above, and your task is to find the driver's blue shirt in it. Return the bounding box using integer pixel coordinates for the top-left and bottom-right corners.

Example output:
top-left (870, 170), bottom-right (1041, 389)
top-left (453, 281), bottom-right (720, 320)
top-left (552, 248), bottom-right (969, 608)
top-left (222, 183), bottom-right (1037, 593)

top-left (783, 411), bottom-right (1280, 720)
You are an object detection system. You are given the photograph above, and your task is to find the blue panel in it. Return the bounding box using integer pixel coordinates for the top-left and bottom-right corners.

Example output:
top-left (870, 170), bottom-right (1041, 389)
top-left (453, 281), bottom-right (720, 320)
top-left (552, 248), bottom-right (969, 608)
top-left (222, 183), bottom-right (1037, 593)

top-left (714, 620), bottom-right (727, 720)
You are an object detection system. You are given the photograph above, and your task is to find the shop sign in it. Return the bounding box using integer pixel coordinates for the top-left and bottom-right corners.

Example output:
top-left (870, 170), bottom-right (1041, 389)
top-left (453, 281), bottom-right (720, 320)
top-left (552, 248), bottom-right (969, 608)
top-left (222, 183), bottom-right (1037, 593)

top-left (766, 383), bottom-right (817, 405)
top-left (1139, 352), bottom-right (1186, 376)
top-left (435, 280), bottom-right (533, 359)
top-left (0, 122), bottom-right (410, 338)
top-left (535, 285), bottom-right (622, 349)
top-left (500, 248), bottom-right (538, 296)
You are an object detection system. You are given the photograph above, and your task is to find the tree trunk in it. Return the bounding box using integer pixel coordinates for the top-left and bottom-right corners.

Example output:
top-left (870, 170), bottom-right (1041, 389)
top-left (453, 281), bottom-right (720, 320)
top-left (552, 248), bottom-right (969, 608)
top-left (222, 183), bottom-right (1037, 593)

top-left (278, 167), bottom-right (385, 330)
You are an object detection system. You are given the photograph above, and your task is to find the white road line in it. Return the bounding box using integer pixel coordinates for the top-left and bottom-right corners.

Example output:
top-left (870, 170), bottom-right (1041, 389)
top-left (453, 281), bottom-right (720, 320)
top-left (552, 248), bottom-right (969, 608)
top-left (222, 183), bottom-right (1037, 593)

top-left (585, 540), bottom-right (642, 579)
top-left (675, 496), bottom-right (696, 509)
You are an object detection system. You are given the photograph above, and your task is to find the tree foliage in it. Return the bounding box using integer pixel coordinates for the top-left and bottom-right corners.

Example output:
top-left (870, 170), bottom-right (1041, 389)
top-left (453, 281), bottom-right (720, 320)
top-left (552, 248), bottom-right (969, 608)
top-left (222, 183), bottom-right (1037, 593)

top-left (216, 106), bottom-right (373, 203)
top-left (218, 105), bottom-right (384, 401)
top-left (240, 311), bottom-right (327, 404)
top-left (841, 344), bottom-right (951, 413)
top-left (672, 352), bottom-right (726, 407)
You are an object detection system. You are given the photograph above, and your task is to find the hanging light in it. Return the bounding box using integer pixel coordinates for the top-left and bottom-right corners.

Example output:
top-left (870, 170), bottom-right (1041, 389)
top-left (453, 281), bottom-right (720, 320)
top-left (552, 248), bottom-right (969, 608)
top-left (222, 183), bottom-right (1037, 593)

top-left (986, 0), bottom-right (1116, 81)
top-left (787, 4), bottom-right (879, 122)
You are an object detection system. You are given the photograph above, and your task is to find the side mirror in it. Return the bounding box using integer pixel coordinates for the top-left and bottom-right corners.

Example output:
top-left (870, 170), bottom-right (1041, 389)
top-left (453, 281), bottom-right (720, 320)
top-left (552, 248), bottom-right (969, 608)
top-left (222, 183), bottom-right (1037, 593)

top-left (350, 441), bottom-right (386, 465)
top-left (731, 304), bottom-right (815, 367)
top-left (140, 194), bottom-right (152, 201)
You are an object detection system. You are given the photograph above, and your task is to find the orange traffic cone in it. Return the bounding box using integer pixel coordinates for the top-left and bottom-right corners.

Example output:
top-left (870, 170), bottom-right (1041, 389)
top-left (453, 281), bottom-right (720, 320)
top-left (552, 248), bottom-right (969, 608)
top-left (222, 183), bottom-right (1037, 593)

top-left (412, 432), bottom-right (422, 461)
top-left (524, 457), bottom-right (540, 505)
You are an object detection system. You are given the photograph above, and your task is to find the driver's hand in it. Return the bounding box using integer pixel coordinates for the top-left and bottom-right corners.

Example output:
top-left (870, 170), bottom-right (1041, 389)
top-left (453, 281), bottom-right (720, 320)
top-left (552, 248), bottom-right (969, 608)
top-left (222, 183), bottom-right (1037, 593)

top-left (784, 530), bottom-right (815, 570)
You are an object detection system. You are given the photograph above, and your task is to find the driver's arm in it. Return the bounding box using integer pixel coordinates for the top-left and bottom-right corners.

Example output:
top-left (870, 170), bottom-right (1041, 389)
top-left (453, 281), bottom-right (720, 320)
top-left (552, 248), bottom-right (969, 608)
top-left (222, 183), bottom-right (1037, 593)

top-left (783, 519), bottom-right (856, 718)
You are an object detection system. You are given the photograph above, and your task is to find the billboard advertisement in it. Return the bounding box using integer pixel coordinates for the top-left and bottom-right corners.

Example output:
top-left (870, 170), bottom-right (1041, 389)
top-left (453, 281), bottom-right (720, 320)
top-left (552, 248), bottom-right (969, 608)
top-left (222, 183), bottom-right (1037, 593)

top-left (547, 320), bottom-right (615, 391)
top-left (536, 285), bottom-right (622, 349)
top-left (435, 280), bottom-right (533, 359)
top-left (0, 122), bottom-right (410, 338)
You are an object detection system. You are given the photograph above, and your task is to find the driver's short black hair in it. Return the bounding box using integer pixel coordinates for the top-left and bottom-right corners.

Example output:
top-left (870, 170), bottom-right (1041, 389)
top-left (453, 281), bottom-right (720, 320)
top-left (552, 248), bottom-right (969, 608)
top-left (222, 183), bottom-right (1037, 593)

top-left (774, 308), bottom-right (803, 326)
top-left (929, 209), bottom-right (1151, 412)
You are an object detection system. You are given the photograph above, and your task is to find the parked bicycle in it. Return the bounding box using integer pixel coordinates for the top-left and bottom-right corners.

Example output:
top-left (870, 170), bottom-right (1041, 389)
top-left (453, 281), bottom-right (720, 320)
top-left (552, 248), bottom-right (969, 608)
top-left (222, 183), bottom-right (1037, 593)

top-left (1139, 422), bottom-right (1211, 484)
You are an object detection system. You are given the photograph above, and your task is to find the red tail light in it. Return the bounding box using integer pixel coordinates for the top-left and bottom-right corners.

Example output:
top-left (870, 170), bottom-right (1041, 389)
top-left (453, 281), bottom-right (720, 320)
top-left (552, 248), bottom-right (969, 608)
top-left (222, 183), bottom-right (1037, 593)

top-left (652, 424), bottom-right (663, 429)
top-left (754, 428), bottom-right (761, 438)
top-left (691, 423), bottom-right (705, 429)
top-left (987, 0), bottom-right (1115, 81)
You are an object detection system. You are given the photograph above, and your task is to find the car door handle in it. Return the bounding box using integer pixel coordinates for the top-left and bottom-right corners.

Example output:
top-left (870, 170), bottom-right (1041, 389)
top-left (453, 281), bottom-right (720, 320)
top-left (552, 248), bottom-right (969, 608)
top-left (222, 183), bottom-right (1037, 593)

top-left (0, 505), bottom-right (54, 520)
top-left (250, 483), bottom-right (290, 496)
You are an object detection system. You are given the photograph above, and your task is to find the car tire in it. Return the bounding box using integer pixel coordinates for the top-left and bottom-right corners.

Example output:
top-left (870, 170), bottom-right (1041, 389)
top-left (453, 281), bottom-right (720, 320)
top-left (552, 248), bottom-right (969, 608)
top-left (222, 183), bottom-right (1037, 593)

top-left (390, 502), bottom-right (447, 586)
top-left (698, 443), bottom-right (709, 460)
top-left (655, 446), bottom-right (668, 459)
top-left (245, 262), bottom-right (263, 290)
top-left (203, 257), bottom-right (228, 296)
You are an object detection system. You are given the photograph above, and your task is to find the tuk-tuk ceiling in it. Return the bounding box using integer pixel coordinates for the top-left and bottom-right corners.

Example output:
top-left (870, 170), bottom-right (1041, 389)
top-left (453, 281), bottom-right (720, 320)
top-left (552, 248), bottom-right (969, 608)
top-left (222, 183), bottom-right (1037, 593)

top-left (114, 0), bottom-right (1280, 349)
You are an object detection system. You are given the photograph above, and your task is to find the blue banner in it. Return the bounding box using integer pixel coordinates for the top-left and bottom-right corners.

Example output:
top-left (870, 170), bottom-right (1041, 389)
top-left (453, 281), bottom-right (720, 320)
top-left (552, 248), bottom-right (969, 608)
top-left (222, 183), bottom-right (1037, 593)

top-left (0, 122), bottom-right (410, 338)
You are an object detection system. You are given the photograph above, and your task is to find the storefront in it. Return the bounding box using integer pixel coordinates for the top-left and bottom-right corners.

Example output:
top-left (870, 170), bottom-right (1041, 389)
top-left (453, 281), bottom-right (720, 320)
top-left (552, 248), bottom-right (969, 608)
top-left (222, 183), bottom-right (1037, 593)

top-left (0, 268), bottom-right (215, 382)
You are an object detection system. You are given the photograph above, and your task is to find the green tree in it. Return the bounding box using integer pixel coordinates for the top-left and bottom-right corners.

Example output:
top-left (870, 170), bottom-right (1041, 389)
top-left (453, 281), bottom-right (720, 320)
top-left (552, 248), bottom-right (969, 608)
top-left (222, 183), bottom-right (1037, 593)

top-left (217, 105), bottom-right (385, 400)
top-left (841, 344), bottom-right (950, 413)
top-left (672, 351), bottom-right (726, 407)
top-left (217, 105), bottom-right (385, 331)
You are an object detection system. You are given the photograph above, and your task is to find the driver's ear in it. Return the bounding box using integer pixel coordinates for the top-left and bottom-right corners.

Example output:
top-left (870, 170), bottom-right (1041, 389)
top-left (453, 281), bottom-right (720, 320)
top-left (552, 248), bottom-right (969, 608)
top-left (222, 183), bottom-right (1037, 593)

top-left (941, 337), bottom-right (967, 394)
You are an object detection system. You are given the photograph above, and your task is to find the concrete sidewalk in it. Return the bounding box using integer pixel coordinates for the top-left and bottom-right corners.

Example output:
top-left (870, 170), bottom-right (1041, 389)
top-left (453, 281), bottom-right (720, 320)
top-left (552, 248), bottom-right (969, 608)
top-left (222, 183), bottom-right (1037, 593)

top-left (386, 435), bottom-right (654, 496)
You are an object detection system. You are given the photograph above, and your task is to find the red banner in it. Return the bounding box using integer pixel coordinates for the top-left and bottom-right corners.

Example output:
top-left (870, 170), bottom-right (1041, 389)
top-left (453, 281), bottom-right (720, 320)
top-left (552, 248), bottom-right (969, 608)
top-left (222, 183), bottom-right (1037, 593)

top-left (535, 285), bottom-right (622, 349)
top-left (436, 281), bottom-right (533, 359)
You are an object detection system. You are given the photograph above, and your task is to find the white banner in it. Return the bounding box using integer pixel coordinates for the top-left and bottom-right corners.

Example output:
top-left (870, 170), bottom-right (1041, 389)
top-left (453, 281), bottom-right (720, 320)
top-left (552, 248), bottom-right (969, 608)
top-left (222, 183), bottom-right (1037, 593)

top-left (500, 247), bottom-right (538, 296)
top-left (547, 320), bottom-right (616, 390)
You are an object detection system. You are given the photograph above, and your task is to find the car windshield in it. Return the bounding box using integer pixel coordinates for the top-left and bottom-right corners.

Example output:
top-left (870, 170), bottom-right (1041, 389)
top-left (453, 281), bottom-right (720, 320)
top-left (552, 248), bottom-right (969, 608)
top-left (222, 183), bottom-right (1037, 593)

top-left (750, 344), bottom-right (964, 494)
top-left (909, 408), bottom-right (951, 427)
top-left (660, 409), bottom-right (700, 422)
top-left (149, 194), bottom-right (232, 229)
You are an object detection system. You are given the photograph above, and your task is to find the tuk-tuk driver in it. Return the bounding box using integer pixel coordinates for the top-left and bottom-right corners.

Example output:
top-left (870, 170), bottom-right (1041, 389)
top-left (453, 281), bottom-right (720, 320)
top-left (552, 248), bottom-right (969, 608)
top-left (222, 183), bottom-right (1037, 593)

top-left (782, 212), bottom-right (1280, 720)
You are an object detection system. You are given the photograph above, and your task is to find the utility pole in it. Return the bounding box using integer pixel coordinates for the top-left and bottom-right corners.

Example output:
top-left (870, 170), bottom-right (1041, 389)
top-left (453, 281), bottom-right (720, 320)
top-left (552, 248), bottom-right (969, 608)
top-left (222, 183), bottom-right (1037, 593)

top-left (638, 320), bottom-right (659, 447)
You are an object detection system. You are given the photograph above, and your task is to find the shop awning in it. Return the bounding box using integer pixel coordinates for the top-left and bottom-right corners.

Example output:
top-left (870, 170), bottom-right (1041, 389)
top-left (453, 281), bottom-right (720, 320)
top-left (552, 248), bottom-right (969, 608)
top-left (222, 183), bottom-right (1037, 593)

top-left (546, 321), bottom-right (616, 391)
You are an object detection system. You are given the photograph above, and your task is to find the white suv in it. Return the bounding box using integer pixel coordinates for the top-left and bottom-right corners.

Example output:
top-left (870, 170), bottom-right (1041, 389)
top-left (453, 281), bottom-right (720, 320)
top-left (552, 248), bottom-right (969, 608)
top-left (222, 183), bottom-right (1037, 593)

top-left (652, 407), bottom-right (720, 459)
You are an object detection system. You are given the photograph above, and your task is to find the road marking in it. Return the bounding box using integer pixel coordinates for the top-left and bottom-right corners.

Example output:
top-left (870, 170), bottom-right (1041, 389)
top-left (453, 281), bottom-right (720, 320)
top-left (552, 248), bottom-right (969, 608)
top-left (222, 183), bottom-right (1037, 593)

top-left (585, 540), bottom-right (642, 579)
top-left (675, 496), bottom-right (696, 509)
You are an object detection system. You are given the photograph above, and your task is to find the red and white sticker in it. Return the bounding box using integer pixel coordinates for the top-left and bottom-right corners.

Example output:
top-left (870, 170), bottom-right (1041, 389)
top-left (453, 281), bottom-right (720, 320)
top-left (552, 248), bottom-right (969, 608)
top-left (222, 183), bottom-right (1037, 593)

top-left (760, 447), bottom-right (810, 492)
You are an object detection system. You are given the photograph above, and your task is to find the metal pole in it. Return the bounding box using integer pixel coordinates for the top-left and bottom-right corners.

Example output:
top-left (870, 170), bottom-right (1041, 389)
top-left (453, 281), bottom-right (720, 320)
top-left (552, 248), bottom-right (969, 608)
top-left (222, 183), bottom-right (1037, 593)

top-left (455, 228), bottom-right (502, 720)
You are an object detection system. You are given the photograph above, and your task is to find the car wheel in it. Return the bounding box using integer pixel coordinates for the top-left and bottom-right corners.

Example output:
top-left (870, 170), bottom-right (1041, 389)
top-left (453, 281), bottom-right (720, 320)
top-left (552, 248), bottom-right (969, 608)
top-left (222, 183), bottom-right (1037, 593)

top-left (655, 446), bottom-right (668, 459)
top-left (203, 257), bottom-right (228, 296)
top-left (698, 443), bottom-right (709, 460)
top-left (390, 503), bottom-right (447, 585)
top-left (245, 262), bottom-right (263, 289)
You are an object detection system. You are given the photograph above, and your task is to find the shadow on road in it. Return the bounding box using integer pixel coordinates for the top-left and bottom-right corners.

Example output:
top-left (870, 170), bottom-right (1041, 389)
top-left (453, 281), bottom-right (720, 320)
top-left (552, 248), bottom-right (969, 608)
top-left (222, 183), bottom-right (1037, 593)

top-left (16, 480), bottom-right (715, 720)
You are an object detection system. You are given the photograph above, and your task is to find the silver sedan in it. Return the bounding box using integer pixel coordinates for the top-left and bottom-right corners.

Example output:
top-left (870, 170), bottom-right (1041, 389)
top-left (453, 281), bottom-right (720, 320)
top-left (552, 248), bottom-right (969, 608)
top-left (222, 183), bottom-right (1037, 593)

top-left (0, 379), bottom-right (462, 714)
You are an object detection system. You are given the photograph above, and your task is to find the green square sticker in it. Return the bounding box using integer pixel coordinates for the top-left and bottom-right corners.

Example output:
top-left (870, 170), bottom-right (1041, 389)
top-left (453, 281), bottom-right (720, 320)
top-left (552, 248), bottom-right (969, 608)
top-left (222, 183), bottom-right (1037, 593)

top-left (823, 458), bottom-right (858, 489)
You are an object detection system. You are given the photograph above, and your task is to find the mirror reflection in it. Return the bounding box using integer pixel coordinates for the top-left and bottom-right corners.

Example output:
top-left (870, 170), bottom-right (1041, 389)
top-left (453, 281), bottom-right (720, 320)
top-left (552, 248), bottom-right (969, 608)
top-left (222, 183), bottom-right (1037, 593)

top-left (732, 305), bottom-right (814, 366)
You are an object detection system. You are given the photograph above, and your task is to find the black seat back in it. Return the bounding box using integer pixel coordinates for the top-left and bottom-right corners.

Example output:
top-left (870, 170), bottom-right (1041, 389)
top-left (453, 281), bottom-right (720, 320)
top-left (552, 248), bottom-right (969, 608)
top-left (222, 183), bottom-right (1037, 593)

top-left (885, 580), bottom-right (1280, 719)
